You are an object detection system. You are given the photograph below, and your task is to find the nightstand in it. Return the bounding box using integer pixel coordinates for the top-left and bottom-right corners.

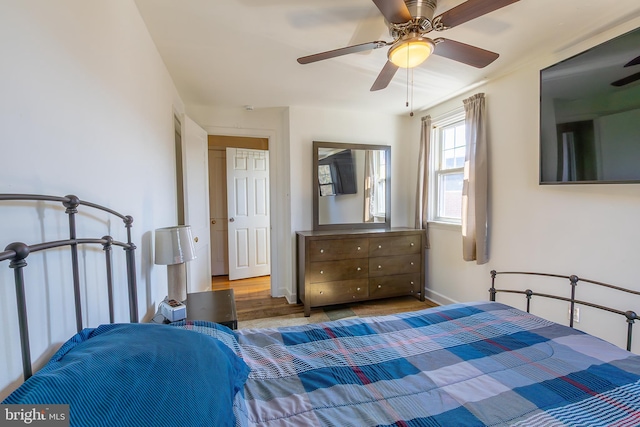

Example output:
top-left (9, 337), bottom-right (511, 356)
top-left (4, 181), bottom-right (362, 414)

top-left (185, 289), bottom-right (238, 330)
top-left (151, 289), bottom-right (238, 329)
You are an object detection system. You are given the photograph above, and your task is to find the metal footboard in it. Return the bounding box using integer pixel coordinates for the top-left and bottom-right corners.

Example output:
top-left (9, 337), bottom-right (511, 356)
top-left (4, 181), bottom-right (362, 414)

top-left (0, 194), bottom-right (138, 380)
top-left (490, 270), bottom-right (640, 351)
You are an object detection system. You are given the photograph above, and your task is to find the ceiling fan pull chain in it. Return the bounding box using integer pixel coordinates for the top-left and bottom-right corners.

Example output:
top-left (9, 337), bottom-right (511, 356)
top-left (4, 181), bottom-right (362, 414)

top-left (410, 68), bottom-right (415, 117)
top-left (405, 51), bottom-right (410, 108)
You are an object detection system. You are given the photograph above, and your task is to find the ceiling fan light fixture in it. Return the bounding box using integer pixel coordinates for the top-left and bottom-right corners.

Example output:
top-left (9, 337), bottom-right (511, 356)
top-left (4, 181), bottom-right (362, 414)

top-left (388, 36), bottom-right (434, 68)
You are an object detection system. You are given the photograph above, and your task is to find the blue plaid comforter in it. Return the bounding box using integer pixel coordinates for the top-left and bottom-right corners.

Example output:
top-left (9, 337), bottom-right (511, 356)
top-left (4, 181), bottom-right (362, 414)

top-left (229, 301), bottom-right (640, 427)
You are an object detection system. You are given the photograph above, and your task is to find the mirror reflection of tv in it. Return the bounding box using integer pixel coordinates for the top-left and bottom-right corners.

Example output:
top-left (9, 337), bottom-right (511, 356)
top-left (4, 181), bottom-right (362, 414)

top-left (318, 149), bottom-right (357, 195)
top-left (539, 27), bottom-right (640, 184)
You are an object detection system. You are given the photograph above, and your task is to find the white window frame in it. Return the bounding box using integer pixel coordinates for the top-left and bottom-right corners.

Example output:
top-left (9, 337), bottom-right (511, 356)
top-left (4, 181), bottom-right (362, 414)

top-left (429, 107), bottom-right (466, 225)
top-left (374, 150), bottom-right (386, 218)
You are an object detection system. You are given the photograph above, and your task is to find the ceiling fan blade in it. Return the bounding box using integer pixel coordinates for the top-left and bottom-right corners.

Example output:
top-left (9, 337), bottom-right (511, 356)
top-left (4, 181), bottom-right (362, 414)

top-left (611, 71), bottom-right (640, 87)
top-left (624, 55), bottom-right (640, 67)
top-left (348, 7), bottom-right (388, 53)
top-left (371, 61), bottom-right (400, 91)
top-left (371, 0), bottom-right (412, 24)
top-left (297, 41), bottom-right (387, 64)
top-left (434, 0), bottom-right (519, 30)
top-left (433, 38), bottom-right (499, 68)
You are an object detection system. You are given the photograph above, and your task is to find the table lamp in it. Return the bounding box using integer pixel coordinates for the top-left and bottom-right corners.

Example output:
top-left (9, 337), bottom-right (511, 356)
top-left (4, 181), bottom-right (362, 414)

top-left (154, 225), bottom-right (197, 302)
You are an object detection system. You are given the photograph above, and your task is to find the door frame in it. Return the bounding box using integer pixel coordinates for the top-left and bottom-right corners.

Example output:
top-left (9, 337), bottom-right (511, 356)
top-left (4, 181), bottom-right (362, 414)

top-left (205, 126), bottom-right (279, 298)
top-left (180, 114), bottom-right (212, 293)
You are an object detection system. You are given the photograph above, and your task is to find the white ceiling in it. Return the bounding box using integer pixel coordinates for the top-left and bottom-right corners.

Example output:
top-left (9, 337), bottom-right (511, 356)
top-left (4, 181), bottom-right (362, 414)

top-left (133, 0), bottom-right (640, 116)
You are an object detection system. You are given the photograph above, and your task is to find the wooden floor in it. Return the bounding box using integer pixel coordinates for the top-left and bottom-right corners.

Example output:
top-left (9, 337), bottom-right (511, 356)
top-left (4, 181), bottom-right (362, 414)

top-left (211, 275), bottom-right (306, 320)
top-left (210, 275), bottom-right (437, 321)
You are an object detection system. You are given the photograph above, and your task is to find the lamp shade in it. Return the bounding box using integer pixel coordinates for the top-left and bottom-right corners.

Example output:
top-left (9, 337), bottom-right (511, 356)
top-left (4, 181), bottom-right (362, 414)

top-left (154, 225), bottom-right (197, 265)
top-left (388, 36), bottom-right (434, 69)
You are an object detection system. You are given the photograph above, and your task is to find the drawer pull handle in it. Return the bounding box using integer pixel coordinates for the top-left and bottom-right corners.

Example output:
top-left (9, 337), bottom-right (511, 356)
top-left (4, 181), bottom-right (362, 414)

top-left (377, 284), bottom-right (382, 288)
top-left (378, 245), bottom-right (382, 249)
top-left (410, 242), bottom-right (414, 247)
top-left (357, 246), bottom-right (361, 251)
top-left (378, 265), bottom-right (382, 269)
top-left (320, 270), bottom-right (324, 274)
top-left (410, 281), bottom-right (415, 285)
top-left (410, 262), bottom-right (414, 266)
top-left (319, 291), bottom-right (323, 295)
top-left (357, 267), bottom-right (361, 271)
top-left (356, 287), bottom-right (361, 291)
top-left (320, 249), bottom-right (324, 253)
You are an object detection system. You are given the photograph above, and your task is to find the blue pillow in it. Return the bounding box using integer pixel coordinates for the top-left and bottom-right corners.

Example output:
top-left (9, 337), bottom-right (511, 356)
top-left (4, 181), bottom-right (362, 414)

top-left (3, 322), bottom-right (250, 427)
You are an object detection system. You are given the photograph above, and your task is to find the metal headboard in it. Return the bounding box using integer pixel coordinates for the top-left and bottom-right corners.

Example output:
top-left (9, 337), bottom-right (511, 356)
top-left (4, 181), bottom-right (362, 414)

top-left (0, 194), bottom-right (138, 380)
top-left (490, 270), bottom-right (640, 351)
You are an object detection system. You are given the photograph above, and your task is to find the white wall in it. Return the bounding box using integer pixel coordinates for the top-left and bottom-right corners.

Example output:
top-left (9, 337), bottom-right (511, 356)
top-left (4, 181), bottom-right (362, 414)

top-left (0, 1), bottom-right (182, 398)
top-left (417, 17), bottom-right (640, 352)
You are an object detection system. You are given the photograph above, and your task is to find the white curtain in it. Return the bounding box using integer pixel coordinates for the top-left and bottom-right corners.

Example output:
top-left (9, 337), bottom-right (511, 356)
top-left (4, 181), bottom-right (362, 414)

top-left (462, 93), bottom-right (489, 264)
top-left (415, 115), bottom-right (431, 248)
top-left (364, 150), bottom-right (376, 222)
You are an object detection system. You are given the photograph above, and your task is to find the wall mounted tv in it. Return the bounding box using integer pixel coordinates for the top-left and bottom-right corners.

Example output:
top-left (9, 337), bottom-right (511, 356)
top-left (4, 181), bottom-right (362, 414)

top-left (540, 27), bottom-right (640, 184)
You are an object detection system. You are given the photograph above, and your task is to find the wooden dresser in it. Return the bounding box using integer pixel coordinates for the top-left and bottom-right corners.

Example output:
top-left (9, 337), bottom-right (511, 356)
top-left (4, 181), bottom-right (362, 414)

top-left (297, 228), bottom-right (425, 316)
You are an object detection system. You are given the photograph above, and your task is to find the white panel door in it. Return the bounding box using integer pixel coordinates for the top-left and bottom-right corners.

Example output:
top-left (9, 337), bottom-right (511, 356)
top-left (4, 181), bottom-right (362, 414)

top-left (226, 147), bottom-right (270, 280)
top-left (208, 149), bottom-right (228, 276)
top-left (182, 115), bottom-right (211, 293)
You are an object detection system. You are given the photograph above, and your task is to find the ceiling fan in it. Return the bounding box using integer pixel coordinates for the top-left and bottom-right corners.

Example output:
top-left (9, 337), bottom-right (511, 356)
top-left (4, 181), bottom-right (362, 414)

top-left (611, 54), bottom-right (640, 87)
top-left (297, 0), bottom-right (520, 91)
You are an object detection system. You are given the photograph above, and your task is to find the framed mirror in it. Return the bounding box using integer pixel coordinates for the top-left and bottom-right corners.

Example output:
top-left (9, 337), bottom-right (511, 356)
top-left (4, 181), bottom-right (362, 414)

top-left (313, 141), bottom-right (391, 230)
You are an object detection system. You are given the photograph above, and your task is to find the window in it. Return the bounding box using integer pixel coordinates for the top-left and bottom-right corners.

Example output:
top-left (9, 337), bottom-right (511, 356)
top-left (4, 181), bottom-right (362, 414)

top-left (374, 150), bottom-right (386, 218)
top-left (318, 164), bottom-right (335, 196)
top-left (431, 110), bottom-right (465, 224)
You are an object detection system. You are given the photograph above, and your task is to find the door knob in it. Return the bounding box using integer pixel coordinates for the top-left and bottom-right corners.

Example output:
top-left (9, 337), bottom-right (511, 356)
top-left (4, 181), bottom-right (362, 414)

top-left (229, 218), bottom-right (235, 222)
top-left (194, 237), bottom-right (199, 243)
top-left (211, 219), bottom-right (216, 225)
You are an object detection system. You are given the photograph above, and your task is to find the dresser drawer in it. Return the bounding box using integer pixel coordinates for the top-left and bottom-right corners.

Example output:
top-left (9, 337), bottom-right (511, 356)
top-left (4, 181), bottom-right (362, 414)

top-left (369, 234), bottom-right (421, 257)
top-left (309, 238), bottom-right (369, 261)
top-left (369, 274), bottom-right (421, 299)
top-left (309, 280), bottom-right (369, 306)
top-left (369, 254), bottom-right (421, 277)
top-left (308, 259), bottom-right (369, 283)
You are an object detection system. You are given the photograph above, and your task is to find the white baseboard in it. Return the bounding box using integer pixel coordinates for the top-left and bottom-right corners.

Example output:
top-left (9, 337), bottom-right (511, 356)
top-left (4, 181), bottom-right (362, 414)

top-left (278, 288), bottom-right (296, 304)
top-left (424, 288), bottom-right (458, 306)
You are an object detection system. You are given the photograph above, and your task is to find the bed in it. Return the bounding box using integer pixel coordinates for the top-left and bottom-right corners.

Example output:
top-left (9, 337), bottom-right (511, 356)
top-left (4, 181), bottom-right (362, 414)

top-left (2, 194), bottom-right (640, 426)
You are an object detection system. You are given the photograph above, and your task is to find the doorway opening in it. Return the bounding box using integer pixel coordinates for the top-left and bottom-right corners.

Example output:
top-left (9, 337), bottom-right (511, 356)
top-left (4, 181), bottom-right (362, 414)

top-left (208, 135), bottom-right (271, 286)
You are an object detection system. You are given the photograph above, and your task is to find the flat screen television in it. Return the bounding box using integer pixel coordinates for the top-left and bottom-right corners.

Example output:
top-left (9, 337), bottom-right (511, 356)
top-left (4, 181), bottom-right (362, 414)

top-left (540, 27), bottom-right (640, 184)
